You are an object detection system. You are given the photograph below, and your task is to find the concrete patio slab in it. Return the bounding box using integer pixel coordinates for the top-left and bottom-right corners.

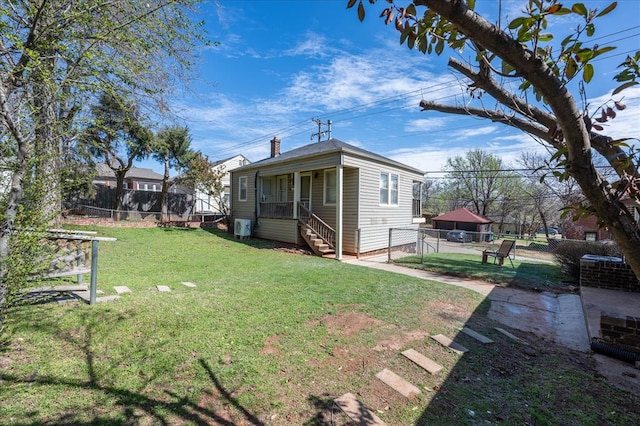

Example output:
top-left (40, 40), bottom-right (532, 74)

top-left (114, 286), bottom-right (131, 294)
top-left (156, 285), bottom-right (171, 292)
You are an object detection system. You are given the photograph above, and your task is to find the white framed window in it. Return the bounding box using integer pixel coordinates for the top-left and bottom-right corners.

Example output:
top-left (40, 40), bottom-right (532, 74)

top-left (123, 182), bottom-right (128, 189)
top-left (324, 169), bottom-right (336, 205)
top-left (152, 184), bottom-right (157, 192)
top-left (380, 172), bottom-right (398, 206)
top-left (239, 176), bottom-right (248, 201)
top-left (143, 183), bottom-right (149, 191)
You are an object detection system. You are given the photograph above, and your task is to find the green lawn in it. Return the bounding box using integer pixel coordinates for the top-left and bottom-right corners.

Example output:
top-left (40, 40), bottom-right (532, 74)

top-left (1, 226), bottom-right (637, 425)
top-left (395, 252), bottom-right (565, 291)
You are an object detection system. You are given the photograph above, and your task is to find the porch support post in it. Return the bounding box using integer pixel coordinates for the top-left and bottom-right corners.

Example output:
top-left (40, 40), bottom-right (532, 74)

top-left (293, 171), bottom-right (300, 219)
top-left (336, 165), bottom-right (343, 260)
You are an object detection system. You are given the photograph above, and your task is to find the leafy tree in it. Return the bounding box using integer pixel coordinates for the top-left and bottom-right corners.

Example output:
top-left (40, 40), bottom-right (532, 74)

top-left (177, 153), bottom-right (228, 225)
top-left (83, 93), bottom-right (153, 220)
top-left (350, 0), bottom-right (640, 279)
top-left (152, 126), bottom-right (195, 223)
top-left (0, 1), bottom-right (203, 332)
top-left (444, 149), bottom-right (510, 217)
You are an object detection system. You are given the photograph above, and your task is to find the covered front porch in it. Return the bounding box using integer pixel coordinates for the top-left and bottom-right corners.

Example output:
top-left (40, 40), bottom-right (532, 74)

top-left (257, 169), bottom-right (344, 258)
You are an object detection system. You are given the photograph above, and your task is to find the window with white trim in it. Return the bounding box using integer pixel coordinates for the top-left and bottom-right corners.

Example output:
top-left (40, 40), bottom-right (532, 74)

top-left (324, 169), bottom-right (336, 205)
top-left (239, 176), bottom-right (248, 201)
top-left (379, 172), bottom-right (398, 205)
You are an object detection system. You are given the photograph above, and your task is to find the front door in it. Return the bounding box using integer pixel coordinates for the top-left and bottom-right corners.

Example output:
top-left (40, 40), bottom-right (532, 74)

top-left (300, 174), bottom-right (312, 210)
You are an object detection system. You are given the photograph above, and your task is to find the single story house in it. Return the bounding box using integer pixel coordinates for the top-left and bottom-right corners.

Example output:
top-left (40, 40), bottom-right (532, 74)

top-left (230, 137), bottom-right (425, 259)
top-left (432, 207), bottom-right (493, 241)
top-left (94, 163), bottom-right (164, 192)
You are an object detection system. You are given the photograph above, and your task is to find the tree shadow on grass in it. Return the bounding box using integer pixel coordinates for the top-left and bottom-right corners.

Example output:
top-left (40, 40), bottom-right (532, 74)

top-left (1, 310), bottom-right (264, 425)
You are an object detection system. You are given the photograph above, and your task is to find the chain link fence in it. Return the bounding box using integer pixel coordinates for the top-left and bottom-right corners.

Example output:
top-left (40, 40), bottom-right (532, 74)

top-left (388, 228), bottom-right (561, 264)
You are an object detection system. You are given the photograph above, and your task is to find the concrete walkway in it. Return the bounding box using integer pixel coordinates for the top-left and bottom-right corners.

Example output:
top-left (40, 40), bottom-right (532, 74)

top-left (344, 254), bottom-right (590, 351)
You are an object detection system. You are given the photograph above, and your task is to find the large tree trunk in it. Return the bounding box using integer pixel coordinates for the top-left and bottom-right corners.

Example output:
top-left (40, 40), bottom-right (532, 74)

top-left (423, 0), bottom-right (640, 279)
top-left (114, 171), bottom-right (127, 221)
top-left (160, 156), bottom-right (170, 223)
top-left (33, 74), bottom-right (61, 225)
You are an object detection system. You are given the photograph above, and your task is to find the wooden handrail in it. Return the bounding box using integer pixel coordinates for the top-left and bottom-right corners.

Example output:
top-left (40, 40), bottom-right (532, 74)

top-left (298, 203), bottom-right (335, 249)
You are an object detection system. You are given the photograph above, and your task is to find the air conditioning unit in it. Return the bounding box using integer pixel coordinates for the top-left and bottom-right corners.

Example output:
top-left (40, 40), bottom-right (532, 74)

top-left (234, 218), bottom-right (251, 238)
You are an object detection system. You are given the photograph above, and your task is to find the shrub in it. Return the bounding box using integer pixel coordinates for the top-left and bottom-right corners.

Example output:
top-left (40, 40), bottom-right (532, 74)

top-left (553, 240), bottom-right (622, 281)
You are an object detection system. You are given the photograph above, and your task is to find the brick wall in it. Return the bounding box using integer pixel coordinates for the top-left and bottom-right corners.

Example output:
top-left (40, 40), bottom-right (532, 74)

top-left (600, 313), bottom-right (640, 352)
top-left (580, 255), bottom-right (640, 292)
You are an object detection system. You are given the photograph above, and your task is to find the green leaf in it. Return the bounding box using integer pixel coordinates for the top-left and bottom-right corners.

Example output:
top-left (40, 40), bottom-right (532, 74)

top-left (538, 33), bottom-right (553, 42)
top-left (406, 3), bottom-right (416, 17)
top-left (435, 38), bottom-right (444, 55)
top-left (571, 3), bottom-right (588, 17)
top-left (346, 0), bottom-right (357, 9)
top-left (501, 60), bottom-right (514, 75)
top-left (508, 17), bottom-right (527, 30)
top-left (596, 2), bottom-right (617, 17)
top-left (593, 46), bottom-right (616, 57)
top-left (575, 48), bottom-right (594, 62)
top-left (583, 63), bottom-right (594, 82)
top-left (555, 8), bottom-right (572, 15)
top-left (586, 23), bottom-right (594, 37)
top-left (612, 81), bottom-right (639, 95)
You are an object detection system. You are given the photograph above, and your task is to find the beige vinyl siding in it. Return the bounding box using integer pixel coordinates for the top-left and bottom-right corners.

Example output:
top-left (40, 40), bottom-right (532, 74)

top-left (254, 218), bottom-right (300, 244)
top-left (344, 155), bottom-right (423, 253)
top-left (231, 171), bottom-right (256, 221)
top-left (342, 167), bottom-right (359, 253)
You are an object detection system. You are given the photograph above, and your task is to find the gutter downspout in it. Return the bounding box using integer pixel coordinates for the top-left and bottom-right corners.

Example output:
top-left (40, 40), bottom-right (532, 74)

top-left (336, 156), bottom-right (344, 261)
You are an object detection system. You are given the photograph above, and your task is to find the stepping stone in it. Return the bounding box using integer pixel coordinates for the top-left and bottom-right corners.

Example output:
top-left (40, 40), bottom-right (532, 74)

top-left (494, 327), bottom-right (529, 345)
top-left (181, 281), bottom-right (197, 287)
top-left (96, 295), bottom-right (119, 303)
top-left (114, 286), bottom-right (132, 294)
top-left (334, 393), bottom-right (386, 426)
top-left (402, 349), bottom-right (443, 375)
top-left (156, 285), bottom-right (171, 292)
top-left (461, 327), bottom-right (494, 344)
top-left (431, 334), bottom-right (469, 354)
top-left (375, 368), bottom-right (421, 399)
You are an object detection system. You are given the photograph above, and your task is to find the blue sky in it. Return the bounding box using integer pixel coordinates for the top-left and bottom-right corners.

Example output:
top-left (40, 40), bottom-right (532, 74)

top-left (139, 0), bottom-right (640, 177)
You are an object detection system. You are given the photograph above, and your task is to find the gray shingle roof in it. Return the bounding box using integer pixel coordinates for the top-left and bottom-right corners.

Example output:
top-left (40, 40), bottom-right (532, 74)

top-left (95, 163), bottom-right (164, 180)
top-left (238, 138), bottom-right (424, 174)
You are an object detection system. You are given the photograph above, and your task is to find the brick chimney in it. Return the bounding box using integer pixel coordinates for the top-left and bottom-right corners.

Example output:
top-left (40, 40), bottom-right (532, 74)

top-left (270, 136), bottom-right (280, 158)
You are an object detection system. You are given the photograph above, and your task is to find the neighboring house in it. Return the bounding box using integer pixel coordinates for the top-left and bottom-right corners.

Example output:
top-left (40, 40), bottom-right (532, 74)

top-left (230, 137), bottom-right (425, 259)
top-left (192, 154), bottom-right (250, 215)
top-left (94, 163), bottom-right (164, 191)
top-left (565, 215), bottom-right (613, 241)
top-left (432, 207), bottom-right (493, 241)
top-left (564, 198), bottom-right (639, 241)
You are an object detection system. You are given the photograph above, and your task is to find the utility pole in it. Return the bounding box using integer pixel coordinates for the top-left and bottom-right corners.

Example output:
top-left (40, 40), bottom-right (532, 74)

top-left (311, 118), bottom-right (332, 142)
